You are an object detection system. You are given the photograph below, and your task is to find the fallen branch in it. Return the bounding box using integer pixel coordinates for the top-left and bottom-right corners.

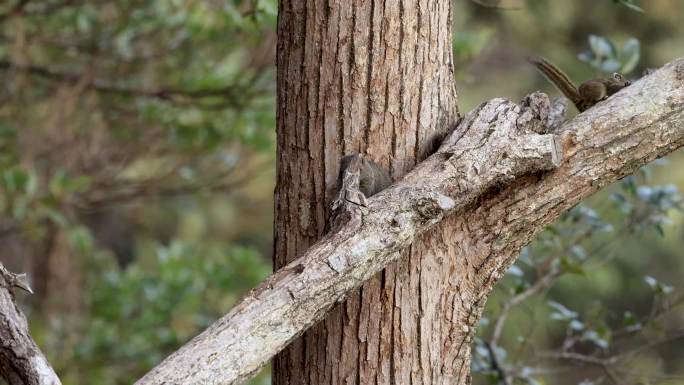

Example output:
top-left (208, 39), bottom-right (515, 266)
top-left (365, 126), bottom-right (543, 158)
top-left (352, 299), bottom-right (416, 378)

top-left (0, 264), bottom-right (61, 385)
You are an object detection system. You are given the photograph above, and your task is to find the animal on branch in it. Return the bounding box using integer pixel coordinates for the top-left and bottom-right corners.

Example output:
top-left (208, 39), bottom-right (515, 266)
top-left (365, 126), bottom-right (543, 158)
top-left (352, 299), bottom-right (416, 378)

top-left (338, 154), bottom-right (392, 198)
top-left (328, 154), bottom-right (393, 232)
top-left (527, 56), bottom-right (631, 112)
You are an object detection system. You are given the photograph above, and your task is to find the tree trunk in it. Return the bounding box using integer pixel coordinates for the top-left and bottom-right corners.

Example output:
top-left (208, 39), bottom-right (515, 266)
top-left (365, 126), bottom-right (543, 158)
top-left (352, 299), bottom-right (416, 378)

top-left (274, 0), bottom-right (465, 383)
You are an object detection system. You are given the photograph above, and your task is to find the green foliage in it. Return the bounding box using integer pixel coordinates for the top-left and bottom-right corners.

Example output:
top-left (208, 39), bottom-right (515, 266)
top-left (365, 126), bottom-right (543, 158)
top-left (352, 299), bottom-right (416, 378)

top-left (474, 158), bottom-right (684, 384)
top-left (470, 0), bottom-right (525, 10)
top-left (613, 0), bottom-right (644, 13)
top-left (578, 35), bottom-right (641, 74)
top-left (1, 1), bottom-right (276, 384)
top-left (453, 28), bottom-right (496, 65)
top-left (56, 242), bottom-right (270, 384)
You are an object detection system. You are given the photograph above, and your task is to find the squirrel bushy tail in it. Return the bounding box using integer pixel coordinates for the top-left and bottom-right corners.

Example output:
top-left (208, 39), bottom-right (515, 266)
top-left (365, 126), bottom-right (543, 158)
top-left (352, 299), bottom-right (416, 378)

top-left (526, 56), bottom-right (584, 111)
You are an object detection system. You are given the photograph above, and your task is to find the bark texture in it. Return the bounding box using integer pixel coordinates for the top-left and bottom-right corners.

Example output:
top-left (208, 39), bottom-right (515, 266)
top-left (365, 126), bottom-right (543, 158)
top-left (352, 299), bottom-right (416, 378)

top-left (274, 0), bottom-right (460, 384)
top-left (0, 264), bottom-right (61, 385)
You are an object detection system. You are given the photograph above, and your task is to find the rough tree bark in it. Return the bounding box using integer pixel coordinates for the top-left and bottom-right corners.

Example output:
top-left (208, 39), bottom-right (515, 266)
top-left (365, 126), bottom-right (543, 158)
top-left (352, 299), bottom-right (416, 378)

top-left (274, 0), bottom-right (461, 384)
top-left (0, 263), bottom-right (61, 385)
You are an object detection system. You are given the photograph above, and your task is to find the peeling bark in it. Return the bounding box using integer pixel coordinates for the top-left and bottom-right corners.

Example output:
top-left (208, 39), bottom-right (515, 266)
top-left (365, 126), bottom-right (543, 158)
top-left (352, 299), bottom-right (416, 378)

top-left (0, 264), bottom-right (61, 385)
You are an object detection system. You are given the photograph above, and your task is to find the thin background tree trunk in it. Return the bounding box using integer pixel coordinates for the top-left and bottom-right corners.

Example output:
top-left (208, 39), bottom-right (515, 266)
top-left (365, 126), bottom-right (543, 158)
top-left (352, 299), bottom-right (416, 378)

top-left (274, 0), bottom-right (468, 383)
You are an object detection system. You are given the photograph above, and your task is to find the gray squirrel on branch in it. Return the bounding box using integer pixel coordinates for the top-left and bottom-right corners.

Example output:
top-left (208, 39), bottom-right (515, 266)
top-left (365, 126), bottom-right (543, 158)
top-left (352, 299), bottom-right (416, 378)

top-left (328, 154), bottom-right (392, 232)
top-left (338, 154), bottom-right (392, 198)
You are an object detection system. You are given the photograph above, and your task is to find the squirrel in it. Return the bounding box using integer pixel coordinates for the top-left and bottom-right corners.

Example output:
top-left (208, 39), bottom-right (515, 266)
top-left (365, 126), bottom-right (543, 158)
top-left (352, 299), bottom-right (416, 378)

top-left (327, 154), bottom-right (391, 232)
top-left (338, 154), bottom-right (392, 198)
top-left (527, 56), bottom-right (631, 112)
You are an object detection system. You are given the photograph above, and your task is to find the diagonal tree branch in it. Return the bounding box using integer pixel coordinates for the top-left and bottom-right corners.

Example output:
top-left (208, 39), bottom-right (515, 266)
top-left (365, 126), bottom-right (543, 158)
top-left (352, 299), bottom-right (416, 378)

top-left (135, 92), bottom-right (563, 384)
top-left (134, 57), bottom-right (684, 385)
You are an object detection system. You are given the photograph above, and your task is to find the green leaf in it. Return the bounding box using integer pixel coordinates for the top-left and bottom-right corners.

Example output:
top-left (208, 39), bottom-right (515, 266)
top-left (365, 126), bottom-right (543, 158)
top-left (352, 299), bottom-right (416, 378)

top-left (69, 225), bottom-right (94, 253)
top-left (600, 59), bottom-right (621, 73)
top-left (620, 38), bottom-right (641, 74)
top-left (644, 275), bottom-right (674, 294)
top-left (616, 0), bottom-right (644, 13)
top-left (589, 35), bottom-right (615, 59)
top-left (569, 319), bottom-right (585, 331)
top-left (583, 329), bottom-right (609, 349)
top-left (622, 311), bottom-right (642, 331)
top-left (507, 265), bottom-right (524, 277)
top-left (39, 206), bottom-right (68, 227)
top-left (2, 168), bottom-right (37, 195)
top-left (561, 257), bottom-right (586, 275)
top-left (548, 301), bottom-right (578, 321)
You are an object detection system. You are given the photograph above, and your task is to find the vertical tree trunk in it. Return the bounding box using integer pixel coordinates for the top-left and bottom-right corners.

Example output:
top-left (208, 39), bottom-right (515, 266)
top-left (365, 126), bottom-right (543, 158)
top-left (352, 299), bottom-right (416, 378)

top-left (274, 1), bottom-right (471, 383)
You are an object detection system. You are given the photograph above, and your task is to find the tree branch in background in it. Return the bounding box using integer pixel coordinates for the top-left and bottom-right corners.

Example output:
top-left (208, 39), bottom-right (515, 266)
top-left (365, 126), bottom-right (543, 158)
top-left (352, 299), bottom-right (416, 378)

top-left (0, 263), bottom-right (61, 385)
top-left (0, 59), bottom-right (253, 107)
top-left (0, 0), bottom-right (30, 22)
top-left (538, 351), bottom-right (622, 384)
top-left (485, 341), bottom-right (513, 385)
top-left (78, 157), bottom-right (268, 209)
top-left (535, 329), bottom-right (684, 383)
top-left (0, 0), bottom-right (108, 22)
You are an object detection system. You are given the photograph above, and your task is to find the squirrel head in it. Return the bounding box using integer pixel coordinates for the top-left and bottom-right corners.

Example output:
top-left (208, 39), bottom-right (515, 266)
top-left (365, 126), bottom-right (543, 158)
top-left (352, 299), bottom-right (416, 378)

top-left (611, 73), bottom-right (631, 86)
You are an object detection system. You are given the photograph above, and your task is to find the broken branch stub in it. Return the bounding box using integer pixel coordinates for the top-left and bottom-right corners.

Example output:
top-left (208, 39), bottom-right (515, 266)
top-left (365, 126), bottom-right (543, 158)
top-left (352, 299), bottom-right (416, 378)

top-left (0, 264), bottom-right (61, 385)
top-left (136, 93), bottom-right (561, 385)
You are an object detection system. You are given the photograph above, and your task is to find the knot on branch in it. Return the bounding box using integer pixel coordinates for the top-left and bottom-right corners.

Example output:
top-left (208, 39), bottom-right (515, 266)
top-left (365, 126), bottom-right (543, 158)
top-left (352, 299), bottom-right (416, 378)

top-left (518, 92), bottom-right (568, 134)
top-left (0, 263), bottom-right (33, 294)
top-left (414, 194), bottom-right (456, 222)
top-left (518, 91), bottom-right (553, 134)
top-left (518, 92), bottom-right (569, 134)
top-left (328, 154), bottom-right (392, 233)
top-left (438, 94), bottom-right (563, 186)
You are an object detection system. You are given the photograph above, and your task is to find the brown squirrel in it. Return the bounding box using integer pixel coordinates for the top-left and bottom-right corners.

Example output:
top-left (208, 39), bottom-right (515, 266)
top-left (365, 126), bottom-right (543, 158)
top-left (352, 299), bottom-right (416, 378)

top-left (527, 56), bottom-right (631, 112)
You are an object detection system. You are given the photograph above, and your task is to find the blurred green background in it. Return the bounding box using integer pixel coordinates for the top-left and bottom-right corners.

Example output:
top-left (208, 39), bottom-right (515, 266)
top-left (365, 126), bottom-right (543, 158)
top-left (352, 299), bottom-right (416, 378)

top-left (0, 1), bottom-right (683, 384)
